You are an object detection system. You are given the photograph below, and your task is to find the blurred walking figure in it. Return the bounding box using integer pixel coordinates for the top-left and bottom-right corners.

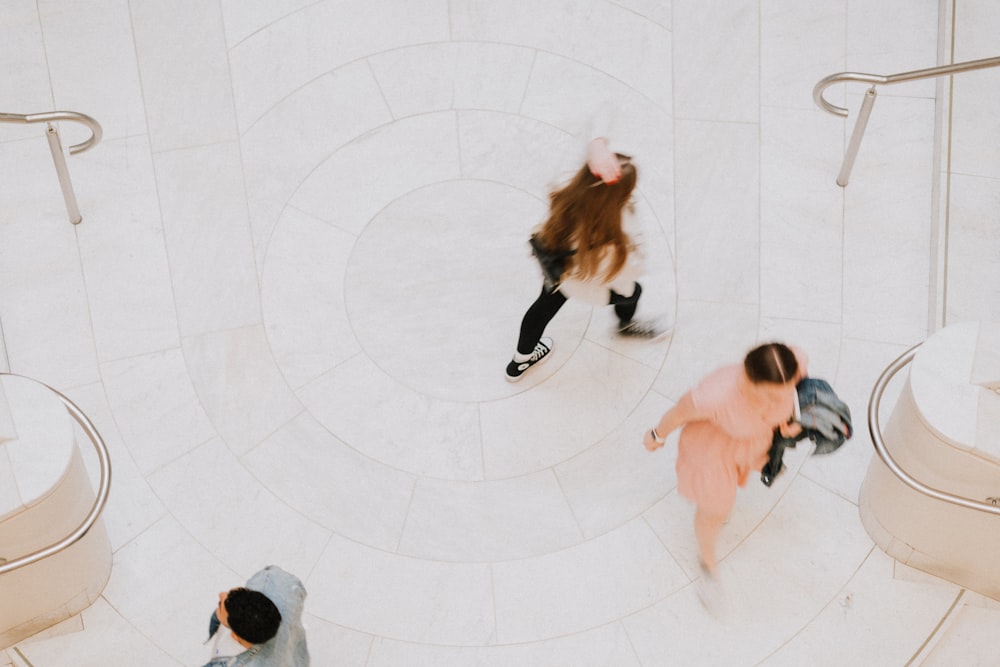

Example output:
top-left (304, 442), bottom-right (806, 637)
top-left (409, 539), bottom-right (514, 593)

top-left (506, 118), bottom-right (669, 382)
top-left (643, 343), bottom-right (808, 612)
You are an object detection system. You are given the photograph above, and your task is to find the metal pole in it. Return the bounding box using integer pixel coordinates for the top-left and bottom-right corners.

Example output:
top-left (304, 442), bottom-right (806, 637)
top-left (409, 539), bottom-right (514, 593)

top-left (44, 122), bottom-right (83, 224)
top-left (836, 86), bottom-right (878, 187)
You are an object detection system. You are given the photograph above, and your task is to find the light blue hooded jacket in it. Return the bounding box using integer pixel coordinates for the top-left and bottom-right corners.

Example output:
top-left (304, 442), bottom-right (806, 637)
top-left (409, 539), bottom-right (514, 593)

top-left (202, 565), bottom-right (310, 667)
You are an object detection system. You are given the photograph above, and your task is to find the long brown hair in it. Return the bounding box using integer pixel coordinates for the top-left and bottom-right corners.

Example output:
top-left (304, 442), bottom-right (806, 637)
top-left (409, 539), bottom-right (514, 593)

top-left (535, 156), bottom-right (637, 282)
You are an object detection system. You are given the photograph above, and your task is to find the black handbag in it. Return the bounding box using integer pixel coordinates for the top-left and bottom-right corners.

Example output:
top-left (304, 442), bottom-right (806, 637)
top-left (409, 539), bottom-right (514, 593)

top-left (529, 234), bottom-right (576, 290)
top-left (761, 377), bottom-right (853, 487)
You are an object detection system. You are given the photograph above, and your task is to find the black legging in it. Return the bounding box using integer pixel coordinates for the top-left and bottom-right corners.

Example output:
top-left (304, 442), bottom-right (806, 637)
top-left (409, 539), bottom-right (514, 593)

top-left (515, 282), bottom-right (642, 355)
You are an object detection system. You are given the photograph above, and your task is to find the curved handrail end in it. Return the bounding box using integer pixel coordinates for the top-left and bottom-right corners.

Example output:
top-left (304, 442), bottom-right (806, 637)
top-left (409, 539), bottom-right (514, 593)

top-left (813, 76), bottom-right (850, 118)
top-left (0, 110), bottom-right (103, 154)
top-left (813, 72), bottom-right (889, 118)
top-left (54, 111), bottom-right (103, 155)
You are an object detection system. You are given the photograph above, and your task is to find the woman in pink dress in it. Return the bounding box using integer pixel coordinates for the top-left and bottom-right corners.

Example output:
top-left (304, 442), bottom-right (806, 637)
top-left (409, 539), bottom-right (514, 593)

top-left (643, 342), bottom-right (807, 601)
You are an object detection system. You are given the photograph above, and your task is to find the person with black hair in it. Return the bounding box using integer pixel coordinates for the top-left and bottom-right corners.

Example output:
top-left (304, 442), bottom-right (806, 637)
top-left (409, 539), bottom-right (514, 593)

top-left (203, 565), bottom-right (310, 666)
top-left (642, 342), bottom-right (807, 612)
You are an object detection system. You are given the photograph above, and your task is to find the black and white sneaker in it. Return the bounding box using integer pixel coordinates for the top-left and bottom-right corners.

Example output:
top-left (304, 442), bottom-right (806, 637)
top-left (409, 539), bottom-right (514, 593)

top-left (505, 337), bottom-right (553, 382)
top-left (617, 319), bottom-right (671, 340)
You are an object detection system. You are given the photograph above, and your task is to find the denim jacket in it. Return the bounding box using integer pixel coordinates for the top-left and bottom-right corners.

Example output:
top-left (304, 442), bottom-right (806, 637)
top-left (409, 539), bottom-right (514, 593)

top-left (761, 377), bottom-right (853, 486)
top-left (202, 566), bottom-right (310, 667)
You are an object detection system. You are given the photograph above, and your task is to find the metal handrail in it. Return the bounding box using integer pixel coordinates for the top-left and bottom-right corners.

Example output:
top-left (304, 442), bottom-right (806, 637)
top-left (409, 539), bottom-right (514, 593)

top-left (813, 55), bottom-right (1000, 186)
top-left (0, 110), bottom-right (103, 153)
top-left (0, 374), bottom-right (112, 575)
top-left (0, 110), bottom-right (103, 224)
top-left (868, 344), bottom-right (1000, 516)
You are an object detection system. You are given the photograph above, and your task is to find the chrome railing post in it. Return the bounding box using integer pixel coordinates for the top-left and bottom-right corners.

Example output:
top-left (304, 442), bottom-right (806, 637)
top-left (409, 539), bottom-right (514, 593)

top-left (0, 110), bottom-right (102, 225)
top-left (45, 122), bottom-right (83, 224)
top-left (814, 55), bottom-right (1000, 186)
top-left (836, 86), bottom-right (877, 187)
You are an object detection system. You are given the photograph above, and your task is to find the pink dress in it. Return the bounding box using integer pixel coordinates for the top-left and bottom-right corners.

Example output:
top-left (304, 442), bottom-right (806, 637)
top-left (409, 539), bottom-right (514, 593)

top-left (675, 353), bottom-right (805, 516)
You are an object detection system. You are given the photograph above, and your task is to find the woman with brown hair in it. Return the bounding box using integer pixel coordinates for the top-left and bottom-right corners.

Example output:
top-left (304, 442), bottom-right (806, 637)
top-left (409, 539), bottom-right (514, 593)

top-left (643, 342), bottom-right (808, 611)
top-left (505, 136), bottom-right (667, 382)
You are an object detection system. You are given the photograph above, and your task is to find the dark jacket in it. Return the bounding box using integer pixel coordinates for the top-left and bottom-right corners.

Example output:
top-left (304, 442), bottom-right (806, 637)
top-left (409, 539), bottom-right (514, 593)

top-left (761, 377), bottom-right (852, 486)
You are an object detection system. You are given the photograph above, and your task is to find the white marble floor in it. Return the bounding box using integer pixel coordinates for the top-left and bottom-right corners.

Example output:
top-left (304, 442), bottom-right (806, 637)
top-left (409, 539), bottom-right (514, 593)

top-left (2, 0), bottom-right (999, 665)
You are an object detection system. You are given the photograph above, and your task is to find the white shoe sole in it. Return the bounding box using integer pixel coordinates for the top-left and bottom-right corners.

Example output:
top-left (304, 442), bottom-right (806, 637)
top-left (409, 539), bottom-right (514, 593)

top-left (505, 338), bottom-right (553, 382)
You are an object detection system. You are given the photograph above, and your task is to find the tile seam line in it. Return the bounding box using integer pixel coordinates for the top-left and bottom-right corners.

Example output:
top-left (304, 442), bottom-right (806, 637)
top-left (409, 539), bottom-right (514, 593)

top-left (234, 40), bottom-right (670, 136)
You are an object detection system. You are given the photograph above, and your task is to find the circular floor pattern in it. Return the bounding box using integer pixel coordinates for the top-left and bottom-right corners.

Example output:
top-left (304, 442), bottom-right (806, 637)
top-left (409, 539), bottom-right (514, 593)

top-left (345, 178), bottom-right (575, 402)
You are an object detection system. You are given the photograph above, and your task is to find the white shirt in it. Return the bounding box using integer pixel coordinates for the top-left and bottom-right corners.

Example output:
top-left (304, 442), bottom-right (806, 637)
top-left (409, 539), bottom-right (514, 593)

top-left (209, 626), bottom-right (247, 663)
